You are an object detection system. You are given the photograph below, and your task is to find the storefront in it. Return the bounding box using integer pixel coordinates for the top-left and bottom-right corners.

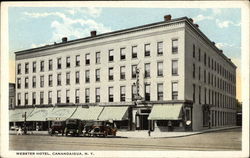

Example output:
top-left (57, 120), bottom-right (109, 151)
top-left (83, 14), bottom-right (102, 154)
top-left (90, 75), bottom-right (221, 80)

top-left (9, 107), bottom-right (35, 129)
top-left (26, 107), bottom-right (53, 130)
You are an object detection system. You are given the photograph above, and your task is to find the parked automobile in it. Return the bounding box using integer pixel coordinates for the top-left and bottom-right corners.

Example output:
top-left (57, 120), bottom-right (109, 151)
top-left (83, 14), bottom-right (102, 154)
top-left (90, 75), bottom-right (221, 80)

top-left (49, 121), bottom-right (66, 136)
top-left (89, 121), bottom-right (117, 137)
top-left (83, 121), bottom-right (95, 137)
top-left (65, 119), bottom-right (85, 136)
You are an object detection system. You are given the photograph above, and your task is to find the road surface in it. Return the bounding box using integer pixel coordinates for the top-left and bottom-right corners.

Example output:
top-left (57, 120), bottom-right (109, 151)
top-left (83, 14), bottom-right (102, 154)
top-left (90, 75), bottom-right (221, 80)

top-left (9, 128), bottom-right (241, 151)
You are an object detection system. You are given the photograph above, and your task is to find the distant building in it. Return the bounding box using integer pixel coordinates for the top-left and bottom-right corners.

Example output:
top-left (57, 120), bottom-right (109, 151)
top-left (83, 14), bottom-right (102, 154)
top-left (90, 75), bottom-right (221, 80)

top-left (13, 15), bottom-right (237, 131)
top-left (9, 83), bottom-right (15, 109)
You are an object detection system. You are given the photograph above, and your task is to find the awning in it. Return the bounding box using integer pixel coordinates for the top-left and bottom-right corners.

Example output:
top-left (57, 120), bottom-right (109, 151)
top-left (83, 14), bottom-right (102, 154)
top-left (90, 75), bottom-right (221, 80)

top-left (46, 106), bottom-right (77, 121)
top-left (69, 106), bottom-right (90, 120)
top-left (83, 106), bottom-right (104, 121)
top-left (9, 108), bottom-right (35, 122)
top-left (98, 106), bottom-right (128, 121)
top-left (148, 104), bottom-right (183, 120)
top-left (26, 107), bottom-right (53, 121)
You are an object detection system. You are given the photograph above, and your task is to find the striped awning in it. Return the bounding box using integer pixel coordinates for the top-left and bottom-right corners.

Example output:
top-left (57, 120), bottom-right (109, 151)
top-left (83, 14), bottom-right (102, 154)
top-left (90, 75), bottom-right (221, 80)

top-left (69, 106), bottom-right (104, 121)
top-left (98, 106), bottom-right (128, 121)
top-left (27, 107), bottom-right (53, 121)
top-left (9, 108), bottom-right (34, 122)
top-left (46, 106), bottom-right (77, 121)
top-left (148, 104), bottom-right (183, 120)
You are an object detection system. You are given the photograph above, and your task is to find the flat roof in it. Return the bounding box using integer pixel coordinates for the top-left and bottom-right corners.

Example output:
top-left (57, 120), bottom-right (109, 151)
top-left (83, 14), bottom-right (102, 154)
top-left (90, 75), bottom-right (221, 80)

top-left (14, 16), bottom-right (236, 68)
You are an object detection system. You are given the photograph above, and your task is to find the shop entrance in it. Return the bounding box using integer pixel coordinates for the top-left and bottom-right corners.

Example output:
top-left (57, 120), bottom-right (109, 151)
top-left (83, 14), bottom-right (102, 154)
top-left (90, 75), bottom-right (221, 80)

top-left (140, 115), bottom-right (149, 130)
top-left (136, 108), bottom-right (151, 130)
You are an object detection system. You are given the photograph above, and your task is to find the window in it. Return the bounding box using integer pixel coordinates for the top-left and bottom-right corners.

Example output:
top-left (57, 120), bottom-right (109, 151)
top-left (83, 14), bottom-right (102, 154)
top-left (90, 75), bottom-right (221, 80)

top-left (208, 57), bottom-right (210, 68)
top-left (25, 93), bottom-right (28, 105)
top-left (48, 75), bottom-right (53, 87)
top-left (96, 88), bottom-right (100, 103)
top-left (199, 86), bottom-right (201, 104)
top-left (75, 89), bottom-right (79, 103)
top-left (32, 76), bottom-right (36, 88)
top-left (120, 48), bottom-right (126, 60)
top-left (66, 72), bottom-right (70, 85)
top-left (40, 61), bottom-right (44, 72)
top-left (17, 93), bottom-right (21, 106)
top-left (40, 92), bottom-right (44, 104)
top-left (132, 65), bottom-right (137, 79)
top-left (172, 82), bottom-right (178, 100)
top-left (204, 70), bottom-right (206, 83)
top-left (204, 53), bottom-right (207, 65)
top-left (120, 66), bottom-right (126, 80)
top-left (33, 62), bottom-right (36, 73)
top-left (199, 67), bottom-right (201, 80)
top-left (85, 54), bottom-right (90, 65)
top-left (40, 76), bottom-right (44, 88)
top-left (132, 46), bottom-right (137, 58)
top-left (49, 59), bottom-right (53, 71)
top-left (211, 59), bottom-right (214, 70)
top-left (157, 62), bottom-right (163, 77)
top-left (109, 87), bottom-right (114, 102)
top-left (57, 90), bottom-right (61, 103)
top-left (66, 90), bottom-right (70, 103)
top-left (85, 88), bottom-right (90, 103)
top-left (120, 86), bottom-right (126, 102)
top-left (109, 49), bottom-right (114, 62)
top-left (157, 42), bottom-right (163, 55)
top-left (17, 64), bottom-right (21, 74)
top-left (75, 71), bottom-right (80, 84)
top-left (76, 55), bottom-right (80, 66)
top-left (32, 92), bottom-right (36, 105)
top-left (25, 63), bottom-right (29, 74)
top-left (132, 85), bottom-right (137, 101)
top-left (145, 84), bottom-right (150, 101)
top-left (95, 69), bottom-right (100, 82)
top-left (96, 52), bottom-right (100, 64)
top-left (17, 78), bottom-right (21, 89)
top-left (144, 44), bottom-right (150, 56)
top-left (57, 74), bottom-right (61, 86)
top-left (144, 63), bottom-right (150, 78)
top-left (172, 39), bottom-right (178, 54)
top-left (108, 67), bottom-right (114, 81)
top-left (57, 58), bottom-right (61, 69)
top-left (172, 60), bottom-right (178, 75)
top-left (48, 91), bottom-right (52, 104)
top-left (193, 44), bottom-right (195, 58)
top-left (198, 48), bottom-right (201, 61)
top-left (66, 57), bottom-right (70, 68)
top-left (204, 88), bottom-right (207, 104)
top-left (85, 70), bottom-right (90, 83)
top-left (157, 83), bottom-right (163, 101)
top-left (193, 64), bottom-right (195, 78)
top-left (193, 84), bottom-right (196, 102)
top-left (25, 77), bottom-right (28, 89)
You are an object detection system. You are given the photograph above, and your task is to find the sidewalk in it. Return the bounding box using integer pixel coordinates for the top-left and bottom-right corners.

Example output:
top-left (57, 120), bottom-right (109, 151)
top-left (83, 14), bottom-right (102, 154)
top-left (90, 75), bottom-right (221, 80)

top-left (117, 126), bottom-right (240, 138)
top-left (9, 126), bottom-right (240, 138)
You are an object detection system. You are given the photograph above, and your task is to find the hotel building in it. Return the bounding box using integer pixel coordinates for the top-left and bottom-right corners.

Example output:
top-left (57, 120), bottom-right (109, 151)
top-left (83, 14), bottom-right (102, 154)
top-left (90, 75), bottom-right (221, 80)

top-left (12, 15), bottom-right (237, 131)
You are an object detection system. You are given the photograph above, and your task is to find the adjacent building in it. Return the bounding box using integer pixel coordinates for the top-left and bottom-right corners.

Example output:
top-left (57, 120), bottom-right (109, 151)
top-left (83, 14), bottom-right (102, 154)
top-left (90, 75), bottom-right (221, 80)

top-left (13, 15), bottom-right (237, 131)
top-left (9, 83), bottom-right (16, 109)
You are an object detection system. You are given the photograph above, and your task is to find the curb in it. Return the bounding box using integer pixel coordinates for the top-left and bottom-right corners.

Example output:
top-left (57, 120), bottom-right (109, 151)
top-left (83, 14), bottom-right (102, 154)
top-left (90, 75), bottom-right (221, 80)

top-left (9, 126), bottom-right (240, 138)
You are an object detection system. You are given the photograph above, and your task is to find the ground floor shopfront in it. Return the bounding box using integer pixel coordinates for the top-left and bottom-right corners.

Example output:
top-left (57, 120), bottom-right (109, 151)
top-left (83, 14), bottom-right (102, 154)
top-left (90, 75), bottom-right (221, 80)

top-left (9, 100), bottom-right (237, 132)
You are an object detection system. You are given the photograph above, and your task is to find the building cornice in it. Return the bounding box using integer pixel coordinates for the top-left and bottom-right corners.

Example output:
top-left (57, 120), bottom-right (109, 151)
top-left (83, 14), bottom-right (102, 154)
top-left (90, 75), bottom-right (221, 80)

top-left (15, 17), bottom-right (188, 55)
top-left (14, 16), bottom-right (236, 68)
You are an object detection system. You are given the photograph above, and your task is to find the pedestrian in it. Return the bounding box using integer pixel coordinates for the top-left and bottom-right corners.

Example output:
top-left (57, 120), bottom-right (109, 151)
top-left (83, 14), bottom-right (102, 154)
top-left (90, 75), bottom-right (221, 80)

top-left (17, 127), bottom-right (22, 135)
top-left (148, 130), bottom-right (151, 137)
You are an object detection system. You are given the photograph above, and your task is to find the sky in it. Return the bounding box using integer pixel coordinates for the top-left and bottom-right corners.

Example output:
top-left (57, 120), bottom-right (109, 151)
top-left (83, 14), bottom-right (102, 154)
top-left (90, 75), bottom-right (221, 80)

top-left (8, 7), bottom-right (242, 101)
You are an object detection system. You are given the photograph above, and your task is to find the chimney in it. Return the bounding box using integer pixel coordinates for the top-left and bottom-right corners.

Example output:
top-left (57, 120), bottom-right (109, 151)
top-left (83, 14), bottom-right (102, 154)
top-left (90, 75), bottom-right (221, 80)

top-left (164, 15), bottom-right (172, 21)
top-left (219, 50), bottom-right (223, 53)
top-left (194, 24), bottom-right (199, 28)
top-left (212, 42), bottom-right (215, 45)
top-left (189, 18), bottom-right (194, 23)
top-left (90, 30), bottom-right (97, 37)
top-left (62, 37), bottom-right (67, 43)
